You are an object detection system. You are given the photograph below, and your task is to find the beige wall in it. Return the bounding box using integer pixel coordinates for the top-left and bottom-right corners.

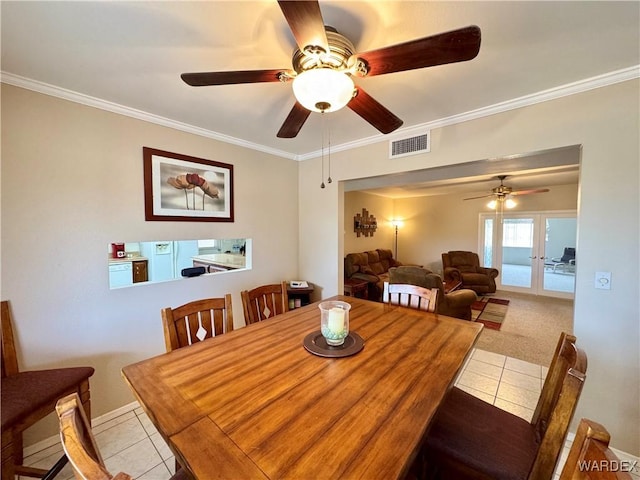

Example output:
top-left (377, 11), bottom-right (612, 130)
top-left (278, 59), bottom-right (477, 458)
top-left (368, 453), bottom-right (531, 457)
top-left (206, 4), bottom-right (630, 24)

top-left (343, 191), bottom-right (395, 256)
top-left (300, 80), bottom-right (639, 454)
top-left (1, 84), bottom-right (300, 442)
top-left (2, 79), bottom-right (638, 454)
top-left (392, 184), bottom-right (579, 273)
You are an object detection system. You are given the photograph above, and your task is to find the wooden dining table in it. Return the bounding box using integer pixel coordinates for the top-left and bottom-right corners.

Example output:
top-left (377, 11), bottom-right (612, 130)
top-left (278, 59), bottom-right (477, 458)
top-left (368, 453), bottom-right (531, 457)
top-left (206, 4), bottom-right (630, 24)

top-left (122, 295), bottom-right (482, 479)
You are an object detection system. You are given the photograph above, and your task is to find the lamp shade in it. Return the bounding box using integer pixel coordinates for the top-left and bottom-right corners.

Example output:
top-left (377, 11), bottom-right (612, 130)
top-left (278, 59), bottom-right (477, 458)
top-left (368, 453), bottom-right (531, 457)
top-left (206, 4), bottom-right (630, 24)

top-left (292, 68), bottom-right (355, 113)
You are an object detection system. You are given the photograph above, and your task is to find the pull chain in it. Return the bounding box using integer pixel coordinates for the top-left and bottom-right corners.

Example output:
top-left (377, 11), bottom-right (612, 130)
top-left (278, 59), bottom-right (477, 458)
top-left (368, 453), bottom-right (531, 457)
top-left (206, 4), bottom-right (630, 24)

top-left (320, 112), bottom-right (325, 189)
top-left (327, 118), bottom-right (332, 184)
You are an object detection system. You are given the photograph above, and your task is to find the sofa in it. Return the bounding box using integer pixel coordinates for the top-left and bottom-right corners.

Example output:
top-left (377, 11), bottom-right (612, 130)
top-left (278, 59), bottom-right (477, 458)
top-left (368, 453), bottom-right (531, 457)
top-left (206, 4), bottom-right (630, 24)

top-left (442, 251), bottom-right (499, 294)
top-left (344, 249), bottom-right (402, 301)
top-left (389, 266), bottom-right (478, 320)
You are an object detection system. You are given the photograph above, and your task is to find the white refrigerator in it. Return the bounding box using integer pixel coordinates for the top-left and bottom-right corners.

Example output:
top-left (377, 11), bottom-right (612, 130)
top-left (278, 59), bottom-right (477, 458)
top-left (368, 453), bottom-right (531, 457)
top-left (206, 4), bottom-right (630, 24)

top-left (140, 240), bottom-right (199, 282)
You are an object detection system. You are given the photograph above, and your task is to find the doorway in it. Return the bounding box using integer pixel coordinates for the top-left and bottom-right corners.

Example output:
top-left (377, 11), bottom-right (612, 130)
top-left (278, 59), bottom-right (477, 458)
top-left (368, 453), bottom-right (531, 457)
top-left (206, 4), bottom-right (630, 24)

top-left (479, 211), bottom-right (577, 299)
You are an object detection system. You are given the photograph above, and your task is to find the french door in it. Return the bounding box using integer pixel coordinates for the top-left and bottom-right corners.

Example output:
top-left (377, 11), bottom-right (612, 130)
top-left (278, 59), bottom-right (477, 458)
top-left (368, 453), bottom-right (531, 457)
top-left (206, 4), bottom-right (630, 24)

top-left (479, 211), bottom-right (576, 298)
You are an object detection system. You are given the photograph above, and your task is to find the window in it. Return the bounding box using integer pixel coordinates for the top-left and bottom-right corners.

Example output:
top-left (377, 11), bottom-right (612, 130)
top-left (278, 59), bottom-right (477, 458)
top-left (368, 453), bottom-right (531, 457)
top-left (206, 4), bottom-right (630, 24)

top-left (482, 218), bottom-right (494, 267)
top-left (502, 219), bottom-right (534, 248)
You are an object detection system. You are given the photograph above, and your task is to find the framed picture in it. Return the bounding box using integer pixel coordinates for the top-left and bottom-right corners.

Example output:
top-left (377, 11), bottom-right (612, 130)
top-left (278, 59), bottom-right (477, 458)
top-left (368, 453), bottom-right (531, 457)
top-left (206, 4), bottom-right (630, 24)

top-left (143, 147), bottom-right (234, 222)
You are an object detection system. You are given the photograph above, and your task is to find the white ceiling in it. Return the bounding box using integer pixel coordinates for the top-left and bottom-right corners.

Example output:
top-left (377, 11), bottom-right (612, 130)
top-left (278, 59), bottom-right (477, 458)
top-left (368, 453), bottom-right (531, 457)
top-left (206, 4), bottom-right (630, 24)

top-left (1, 2), bottom-right (635, 453)
top-left (2, 1), bottom-right (639, 163)
top-left (346, 144), bottom-right (582, 198)
top-left (358, 168), bottom-right (580, 199)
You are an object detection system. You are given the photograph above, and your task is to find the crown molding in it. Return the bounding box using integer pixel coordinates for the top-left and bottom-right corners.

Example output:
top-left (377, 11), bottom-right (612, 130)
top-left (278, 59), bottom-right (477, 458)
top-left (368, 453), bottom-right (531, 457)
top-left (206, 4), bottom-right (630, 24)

top-left (2, 65), bottom-right (638, 162)
top-left (296, 65), bottom-right (640, 161)
top-left (0, 72), bottom-right (298, 160)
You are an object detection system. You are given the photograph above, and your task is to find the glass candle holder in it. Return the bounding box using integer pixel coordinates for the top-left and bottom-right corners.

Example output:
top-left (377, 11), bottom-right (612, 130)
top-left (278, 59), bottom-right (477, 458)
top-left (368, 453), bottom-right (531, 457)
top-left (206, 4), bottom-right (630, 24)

top-left (319, 300), bottom-right (351, 346)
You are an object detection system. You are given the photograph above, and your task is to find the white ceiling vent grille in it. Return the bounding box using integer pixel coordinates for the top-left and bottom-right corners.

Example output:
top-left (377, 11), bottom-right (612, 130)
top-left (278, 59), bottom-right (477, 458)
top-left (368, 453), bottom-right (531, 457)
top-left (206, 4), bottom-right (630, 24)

top-left (389, 131), bottom-right (430, 159)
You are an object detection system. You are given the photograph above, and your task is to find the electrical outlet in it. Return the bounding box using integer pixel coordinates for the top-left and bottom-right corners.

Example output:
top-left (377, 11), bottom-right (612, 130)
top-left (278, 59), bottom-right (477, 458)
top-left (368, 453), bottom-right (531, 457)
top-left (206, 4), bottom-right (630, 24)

top-left (594, 271), bottom-right (611, 290)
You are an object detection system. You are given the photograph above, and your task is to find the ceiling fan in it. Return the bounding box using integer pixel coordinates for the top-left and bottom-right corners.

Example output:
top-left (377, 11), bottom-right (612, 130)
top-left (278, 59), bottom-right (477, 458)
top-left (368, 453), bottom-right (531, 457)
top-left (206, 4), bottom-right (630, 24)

top-left (463, 175), bottom-right (550, 208)
top-left (180, 0), bottom-right (481, 138)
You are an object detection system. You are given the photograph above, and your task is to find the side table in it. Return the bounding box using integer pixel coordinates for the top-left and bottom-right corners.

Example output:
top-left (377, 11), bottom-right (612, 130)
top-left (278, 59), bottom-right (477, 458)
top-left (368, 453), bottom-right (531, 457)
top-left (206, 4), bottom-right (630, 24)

top-left (344, 278), bottom-right (369, 299)
top-left (443, 281), bottom-right (462, 294)
top-left (287, 282), bottom-right (314, 309)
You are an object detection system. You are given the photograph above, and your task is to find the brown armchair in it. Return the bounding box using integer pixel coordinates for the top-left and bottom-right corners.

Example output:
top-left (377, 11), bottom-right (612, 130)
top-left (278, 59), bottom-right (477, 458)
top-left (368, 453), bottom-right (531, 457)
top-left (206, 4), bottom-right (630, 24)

top-left (442, 251), bottom-right (499, 294)
top-left (388, 266), bottom-right (477, 320)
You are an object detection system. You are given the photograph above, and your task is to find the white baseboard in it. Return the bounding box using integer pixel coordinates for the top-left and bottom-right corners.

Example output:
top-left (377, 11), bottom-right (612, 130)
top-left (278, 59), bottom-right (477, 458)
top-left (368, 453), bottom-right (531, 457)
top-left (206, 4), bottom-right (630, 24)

top-left (22, 401), bottom-right (140, 457)
top-left (91, 400), bottom-right (141, 428)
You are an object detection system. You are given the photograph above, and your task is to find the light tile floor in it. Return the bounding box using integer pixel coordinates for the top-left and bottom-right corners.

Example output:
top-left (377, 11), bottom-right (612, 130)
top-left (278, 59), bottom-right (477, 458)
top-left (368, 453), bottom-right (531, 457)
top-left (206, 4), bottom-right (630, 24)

top-left (20, 348), bottom-right (638, 480)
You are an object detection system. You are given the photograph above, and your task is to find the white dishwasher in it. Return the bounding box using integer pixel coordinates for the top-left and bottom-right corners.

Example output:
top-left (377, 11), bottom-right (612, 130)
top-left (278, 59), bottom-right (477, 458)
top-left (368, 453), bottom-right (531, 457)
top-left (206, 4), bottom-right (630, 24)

top-left (109, 262), bottom-right (133, 289)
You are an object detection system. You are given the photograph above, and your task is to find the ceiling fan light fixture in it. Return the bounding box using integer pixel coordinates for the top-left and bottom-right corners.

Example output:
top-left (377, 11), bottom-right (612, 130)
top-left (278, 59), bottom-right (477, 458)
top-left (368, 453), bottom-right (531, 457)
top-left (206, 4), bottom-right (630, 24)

top-left (487, 197), bottom-right (516, 210)
top-left (292, 68), bottom-right (354, 113)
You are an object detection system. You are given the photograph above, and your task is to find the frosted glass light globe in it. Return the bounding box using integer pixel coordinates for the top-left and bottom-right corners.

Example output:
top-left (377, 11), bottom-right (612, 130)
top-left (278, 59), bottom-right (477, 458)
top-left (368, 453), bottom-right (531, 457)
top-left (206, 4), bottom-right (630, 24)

top-left (293, 69), bottom-right (355, 113)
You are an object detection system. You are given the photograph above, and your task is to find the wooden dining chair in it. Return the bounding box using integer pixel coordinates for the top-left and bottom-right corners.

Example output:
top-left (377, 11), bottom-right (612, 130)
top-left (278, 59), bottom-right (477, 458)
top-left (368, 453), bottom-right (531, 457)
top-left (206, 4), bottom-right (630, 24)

top-left (559, 418), bottom-right (633, 480)
top-left (241, 281), bottom-right (289, 325)
top-left (423, 332), bottom-right (587, 480)
top-left (382, 282), bottom-right (439, 313)
top-left (57, 393), bottom-right (189, 480)
top-left (1, 300), bottom-right (94, 479)
top-left (161, 295), bottom-right (233, 352)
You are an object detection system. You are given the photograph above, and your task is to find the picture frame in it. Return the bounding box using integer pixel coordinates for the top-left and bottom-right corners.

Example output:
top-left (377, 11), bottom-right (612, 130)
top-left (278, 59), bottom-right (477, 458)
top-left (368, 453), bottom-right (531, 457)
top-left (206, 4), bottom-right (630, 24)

top-left (143, 147), bottom-right (234, 222)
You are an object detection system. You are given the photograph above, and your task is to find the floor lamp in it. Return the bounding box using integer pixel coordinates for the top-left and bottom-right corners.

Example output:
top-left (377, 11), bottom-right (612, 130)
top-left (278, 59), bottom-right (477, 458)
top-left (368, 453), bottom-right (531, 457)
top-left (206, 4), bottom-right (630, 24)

top-left (392, 220), bottom-right (403, 259)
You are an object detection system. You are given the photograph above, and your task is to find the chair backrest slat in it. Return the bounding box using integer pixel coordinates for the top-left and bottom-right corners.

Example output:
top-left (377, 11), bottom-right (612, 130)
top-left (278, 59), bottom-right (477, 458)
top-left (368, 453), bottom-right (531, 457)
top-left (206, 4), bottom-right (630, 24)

top-left (57, 393), bottom-right (133, 480)
top-left (212, 308), bottom-right (224, 336)
top-left (161, 295), bottom-right (234, 352)
top-left (559, 418), bottom-right (632, 480)
top-left (528, 332), bottom-right (588, 479)
top-left (241, 282), bottom-right (289, 325)
top-left (1, 300), bottom-right (20, 377)
top-left (382, 282), bottom-right (438, 313)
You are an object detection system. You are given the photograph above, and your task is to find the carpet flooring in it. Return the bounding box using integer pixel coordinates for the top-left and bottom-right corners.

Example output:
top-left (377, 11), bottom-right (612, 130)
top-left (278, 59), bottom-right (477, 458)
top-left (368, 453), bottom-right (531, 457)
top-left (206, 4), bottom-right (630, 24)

top-left (473, 290), bottom-right (574, 366)
top-left (471, 297), bottom-right (510, 330)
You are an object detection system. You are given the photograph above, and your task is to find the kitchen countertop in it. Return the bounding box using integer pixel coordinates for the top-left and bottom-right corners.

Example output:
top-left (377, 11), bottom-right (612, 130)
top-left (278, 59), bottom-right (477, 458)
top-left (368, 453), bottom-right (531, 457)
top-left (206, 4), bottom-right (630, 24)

top-left (192, 253), bottom-right (246, 269)
top-left (108, 255), bottom-right (148, 265)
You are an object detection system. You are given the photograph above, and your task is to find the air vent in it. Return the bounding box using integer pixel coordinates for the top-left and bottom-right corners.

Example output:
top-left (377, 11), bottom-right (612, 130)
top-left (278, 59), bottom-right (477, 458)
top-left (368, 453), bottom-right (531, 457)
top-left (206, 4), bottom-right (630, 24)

top-left (389, 131), bottom-right (430, 159)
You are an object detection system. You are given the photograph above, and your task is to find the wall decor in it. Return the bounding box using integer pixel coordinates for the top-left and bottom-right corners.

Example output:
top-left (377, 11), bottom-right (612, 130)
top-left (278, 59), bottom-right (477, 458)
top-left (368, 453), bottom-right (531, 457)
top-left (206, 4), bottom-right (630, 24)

top-left (143, 147), bottom-right (234, 222)
top-left (354, 208), bottom-right (377, 237)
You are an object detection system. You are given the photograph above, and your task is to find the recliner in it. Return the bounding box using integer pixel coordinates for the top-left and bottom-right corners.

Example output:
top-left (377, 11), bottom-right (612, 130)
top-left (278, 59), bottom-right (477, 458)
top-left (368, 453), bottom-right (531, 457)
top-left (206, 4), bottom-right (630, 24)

top-left (389, 266), bottom-right (477, 320)
top-left (442, 251), bottom-right (499, 294)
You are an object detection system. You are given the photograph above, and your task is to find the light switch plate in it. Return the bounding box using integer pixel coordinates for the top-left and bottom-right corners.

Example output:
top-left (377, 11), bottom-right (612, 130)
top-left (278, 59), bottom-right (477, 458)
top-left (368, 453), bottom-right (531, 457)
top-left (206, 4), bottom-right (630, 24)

top-left (595, 271), bottom-right (611, 290)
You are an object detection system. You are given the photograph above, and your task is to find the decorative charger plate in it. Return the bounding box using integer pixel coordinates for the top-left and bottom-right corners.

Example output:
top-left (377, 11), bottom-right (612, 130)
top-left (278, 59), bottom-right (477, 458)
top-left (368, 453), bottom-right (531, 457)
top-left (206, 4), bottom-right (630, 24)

top-left (303, 331), bottom-right (364, 358)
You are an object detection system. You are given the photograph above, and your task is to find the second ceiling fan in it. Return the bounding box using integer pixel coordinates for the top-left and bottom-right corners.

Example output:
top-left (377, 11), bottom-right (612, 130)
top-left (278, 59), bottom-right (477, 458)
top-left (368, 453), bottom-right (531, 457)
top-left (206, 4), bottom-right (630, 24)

top-left (464, 175), bottom-right (550, 208)
top-left (181, 1), bottom-right (481, 138)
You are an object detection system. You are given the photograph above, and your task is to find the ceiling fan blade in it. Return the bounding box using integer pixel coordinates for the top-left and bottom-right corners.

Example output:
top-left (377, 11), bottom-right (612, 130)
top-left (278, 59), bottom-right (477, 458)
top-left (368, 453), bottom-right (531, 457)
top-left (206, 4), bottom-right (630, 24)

top-left (181, 69), bottom-right (286, 86)
top-left (463, 194), bottom-right (494, 201)
top-left (348, 87), bottom-right (403, 134)
top-left (278, 0), bottom-right (329, 53)
top-left (356, 25), bottom-right (481, 77)
top-left (277, 102), bottom-right (311, 138)
top-left (510, 188), bottom-right (550, 196)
